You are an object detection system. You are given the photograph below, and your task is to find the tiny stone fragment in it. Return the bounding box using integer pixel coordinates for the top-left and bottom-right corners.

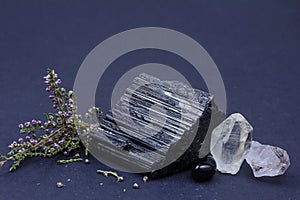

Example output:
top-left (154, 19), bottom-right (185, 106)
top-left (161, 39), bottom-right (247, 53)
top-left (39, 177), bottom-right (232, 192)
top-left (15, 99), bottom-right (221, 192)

top-left (245, 141), bottom-right (290, 177)
top-left (56, 182), bottom-right (64, 188)
top-left (133, 183), bottom-right (139, 189)
top-left (210, 113), bottom-right (253, 175)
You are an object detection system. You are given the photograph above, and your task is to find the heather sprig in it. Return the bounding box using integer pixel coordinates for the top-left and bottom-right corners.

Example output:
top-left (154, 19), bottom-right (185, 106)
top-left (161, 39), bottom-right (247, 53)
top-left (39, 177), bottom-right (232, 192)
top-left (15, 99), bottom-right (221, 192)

top-left (0, 68), bottom-right (102, 171)
top-left (97, 169), bottom-right (124, 182)
top-left (57, 158), bottom-right (83, 164)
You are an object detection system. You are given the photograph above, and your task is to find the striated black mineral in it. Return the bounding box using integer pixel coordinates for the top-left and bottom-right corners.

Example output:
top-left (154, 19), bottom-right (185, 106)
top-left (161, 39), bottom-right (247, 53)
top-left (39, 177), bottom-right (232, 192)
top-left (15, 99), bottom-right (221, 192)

top-left (88, 73), bottom-right (224, 178)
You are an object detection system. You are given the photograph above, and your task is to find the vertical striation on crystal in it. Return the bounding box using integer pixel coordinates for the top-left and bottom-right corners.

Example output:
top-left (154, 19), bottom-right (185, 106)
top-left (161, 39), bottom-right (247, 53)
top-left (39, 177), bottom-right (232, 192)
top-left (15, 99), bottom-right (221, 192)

top-left (245, 141), bottom-right (290, 177)
top-left (210, 113), bottom-right (253, 175)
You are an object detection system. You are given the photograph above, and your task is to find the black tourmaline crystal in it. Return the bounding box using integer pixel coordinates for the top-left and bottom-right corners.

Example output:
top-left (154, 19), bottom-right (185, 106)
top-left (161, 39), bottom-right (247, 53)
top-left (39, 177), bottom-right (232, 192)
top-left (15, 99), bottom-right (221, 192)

top-left (89, 73), bottom-right (223, 178)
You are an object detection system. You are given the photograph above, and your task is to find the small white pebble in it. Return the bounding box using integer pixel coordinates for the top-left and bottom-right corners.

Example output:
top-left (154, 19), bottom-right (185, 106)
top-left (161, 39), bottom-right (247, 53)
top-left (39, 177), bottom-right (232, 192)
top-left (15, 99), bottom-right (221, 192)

top-left (56, 182), bottom-right (64, 188)
top-left (133, 183), bottom-right (139, 189)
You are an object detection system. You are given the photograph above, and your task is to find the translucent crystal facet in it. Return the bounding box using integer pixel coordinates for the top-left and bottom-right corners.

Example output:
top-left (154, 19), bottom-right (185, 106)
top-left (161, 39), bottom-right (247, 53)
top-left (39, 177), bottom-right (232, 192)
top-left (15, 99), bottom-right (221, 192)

top-left (245, 141), bottom-right (290, 177)
top-left (210, 113), bottom-right (253, 174)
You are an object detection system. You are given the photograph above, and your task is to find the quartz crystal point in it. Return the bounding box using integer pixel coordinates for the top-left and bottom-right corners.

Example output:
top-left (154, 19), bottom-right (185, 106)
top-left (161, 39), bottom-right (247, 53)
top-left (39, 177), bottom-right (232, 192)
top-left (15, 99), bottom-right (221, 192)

top-left (210, 113), bottom-right (253, 175)
top-left (245, 141), bottom-right (290, 177)
top-left (88, 73), bottom-right (223, 178)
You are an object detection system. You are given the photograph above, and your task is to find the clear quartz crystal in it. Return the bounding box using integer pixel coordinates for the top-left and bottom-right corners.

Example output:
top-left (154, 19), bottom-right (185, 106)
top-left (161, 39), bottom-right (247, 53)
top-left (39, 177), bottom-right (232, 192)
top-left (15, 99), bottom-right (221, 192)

top-left (210, 113), bottom-right (253, 175)
top-left (245, 141), bottom-right (290, 177)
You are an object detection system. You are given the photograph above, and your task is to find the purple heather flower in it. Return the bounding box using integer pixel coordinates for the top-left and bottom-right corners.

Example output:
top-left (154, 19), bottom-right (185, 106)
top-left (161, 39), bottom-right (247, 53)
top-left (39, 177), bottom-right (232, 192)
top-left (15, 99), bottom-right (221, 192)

top-left (53, 143), bottom-right (60, 148)
top-left (30, 139), bottom-right (38, 145)
top-left (46, 86), bottom-right (51, 92)
top-left (24, 122), bottom-right (30, 127)
top-left (58, 111), bottom-right (63, 115)
top-left (58, 140), bottom-right (65, 145)
top-left (63, 112), bottom-right (68, 117)
top-left (18, 138), bottom-right (23, 143)
top-left (38, 120), bottom-right (42, 125)
top-left (49, 148), bottom-right (54, 153)
top-left (18, 124), bottom-right (24, 129)
top-left (25, 136), bottom-right (31, 140)
top-left (61, 88), bottom-right (66, 92)
top-left (43, 74), bottom-right (50, 79)
top-left (31, 119), bottom-right (38, 125)
top-left (48, 138), bottom-right (53, 143)
top-left (18, 148), bottom-right (26, 153)
top-left (55, 79), bottom-right (62, 84)
top-left (49, 94), bottom-right (55, 99)
top-left (103, 171), bottom-right (108, 177)
top-left (42, 146), bottom-right (46, 151)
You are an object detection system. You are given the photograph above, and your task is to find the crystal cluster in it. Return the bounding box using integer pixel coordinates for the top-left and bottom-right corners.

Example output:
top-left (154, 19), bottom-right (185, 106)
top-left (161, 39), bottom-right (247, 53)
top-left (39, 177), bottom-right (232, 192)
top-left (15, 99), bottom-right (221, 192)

top-left (210, 113), bottom-right (253, 174)
top-left (210, 113), bottom-right (290, 177)
top-left (245, 141), bottom-right (290, 177)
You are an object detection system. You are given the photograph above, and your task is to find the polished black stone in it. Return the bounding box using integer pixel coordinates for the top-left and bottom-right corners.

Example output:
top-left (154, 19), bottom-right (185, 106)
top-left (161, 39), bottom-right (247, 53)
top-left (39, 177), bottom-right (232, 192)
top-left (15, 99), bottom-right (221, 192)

top-left (192, 155), bottom-right (216, 182)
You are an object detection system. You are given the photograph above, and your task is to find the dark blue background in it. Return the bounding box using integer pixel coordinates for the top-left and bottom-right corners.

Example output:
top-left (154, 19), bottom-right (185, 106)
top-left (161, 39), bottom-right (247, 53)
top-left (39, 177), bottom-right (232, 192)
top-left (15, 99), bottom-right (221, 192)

top-left (0, 1), bottom-right (299, 199)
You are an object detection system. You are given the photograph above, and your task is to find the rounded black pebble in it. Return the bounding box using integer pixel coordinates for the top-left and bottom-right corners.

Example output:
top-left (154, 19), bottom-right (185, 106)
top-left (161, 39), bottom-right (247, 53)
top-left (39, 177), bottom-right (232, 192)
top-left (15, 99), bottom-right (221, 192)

top-left (192, 155), bottom-right (216, 182)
